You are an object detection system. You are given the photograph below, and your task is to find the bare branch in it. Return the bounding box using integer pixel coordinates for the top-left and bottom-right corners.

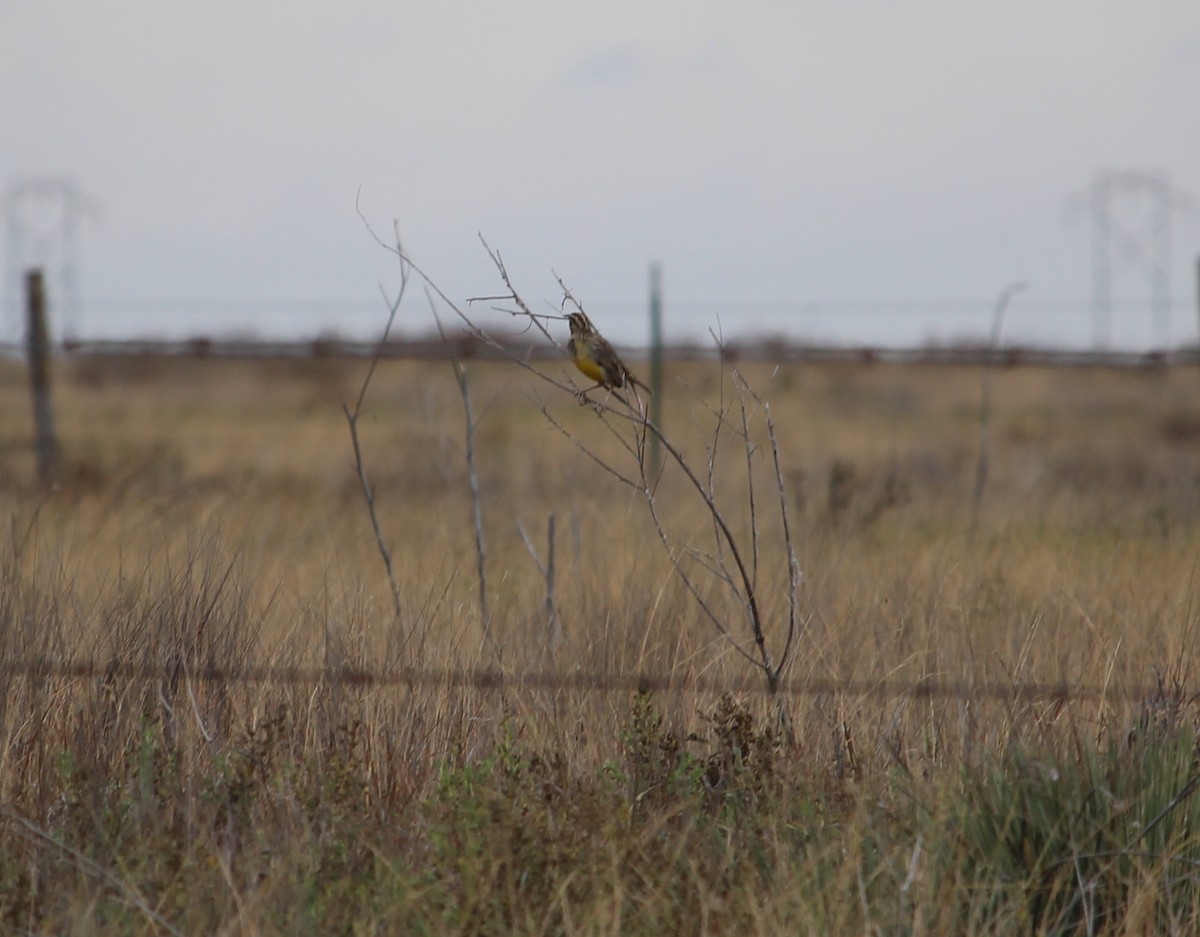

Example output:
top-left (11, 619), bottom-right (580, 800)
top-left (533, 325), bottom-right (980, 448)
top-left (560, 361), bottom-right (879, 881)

top-left (737, 388), bottom-right (760, 590)
top-left (429, 291), bottom-right (490, 642)
top-left (639, 473), bottom-right (762, 669)
top-left (683, 542), bottom-right (749, 607)
top-left (530, 393), bottom-right (641, 490)
top-left (342, 404), bottom-right (402, 620)
top-left (517, 514), bottom-right (561, 648)
top-left (351, 233), bottom-right (409, 420)
top-left (345, 201), bottom-right (412, 622)
top-left (738, 372), bottom-right (804, 684)
top-left (646, 418), bottom-right (769, 666)
top-left (576, 378), bottom-right (775, 675)
top-left (482, 234), bottom-right (561, 348)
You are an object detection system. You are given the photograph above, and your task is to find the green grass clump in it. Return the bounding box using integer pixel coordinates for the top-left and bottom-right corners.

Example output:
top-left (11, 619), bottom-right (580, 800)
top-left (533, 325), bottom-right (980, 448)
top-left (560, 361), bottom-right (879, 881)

top-left (938, 727), bottom-right (1200, 934)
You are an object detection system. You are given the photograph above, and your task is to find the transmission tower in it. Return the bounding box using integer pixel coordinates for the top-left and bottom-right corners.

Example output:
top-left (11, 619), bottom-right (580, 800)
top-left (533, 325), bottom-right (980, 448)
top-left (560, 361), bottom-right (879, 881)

top-left (2, 176), bottom-right (100, 342)
top-left (1072, 171), bottom-right (1190, 349)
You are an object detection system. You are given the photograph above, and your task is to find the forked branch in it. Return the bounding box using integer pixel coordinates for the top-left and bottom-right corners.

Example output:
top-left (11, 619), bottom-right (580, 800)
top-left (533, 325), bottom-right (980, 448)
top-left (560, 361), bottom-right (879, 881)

top-left (343, 214), bottom-right (408, 621)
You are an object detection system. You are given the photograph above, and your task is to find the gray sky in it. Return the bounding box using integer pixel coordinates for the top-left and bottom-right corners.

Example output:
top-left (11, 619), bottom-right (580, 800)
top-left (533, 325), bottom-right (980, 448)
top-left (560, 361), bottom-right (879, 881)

top-left (3, 1), bottom-right (1199, 347)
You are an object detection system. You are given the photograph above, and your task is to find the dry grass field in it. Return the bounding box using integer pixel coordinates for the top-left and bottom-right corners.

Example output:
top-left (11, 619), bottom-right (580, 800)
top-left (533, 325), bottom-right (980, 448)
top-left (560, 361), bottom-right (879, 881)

top-left (1, 348), bottom-right (1199, 933)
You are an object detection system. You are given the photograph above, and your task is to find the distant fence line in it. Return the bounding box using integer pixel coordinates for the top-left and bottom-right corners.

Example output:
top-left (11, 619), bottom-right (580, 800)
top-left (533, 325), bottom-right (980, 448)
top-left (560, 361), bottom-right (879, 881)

top-left (0, 659), bottom-right (1186, 706)
top-left (0, 336), bottom-right (1196, 369)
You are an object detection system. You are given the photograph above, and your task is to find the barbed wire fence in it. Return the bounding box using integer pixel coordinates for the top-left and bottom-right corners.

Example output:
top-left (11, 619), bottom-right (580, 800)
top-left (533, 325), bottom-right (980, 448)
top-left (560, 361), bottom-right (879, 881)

top-left (0, 657), bottom-right (1186, 706)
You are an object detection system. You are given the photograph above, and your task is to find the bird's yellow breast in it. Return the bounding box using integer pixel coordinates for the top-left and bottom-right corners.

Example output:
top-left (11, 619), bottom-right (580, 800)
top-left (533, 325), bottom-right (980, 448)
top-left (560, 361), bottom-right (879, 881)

top-left (569, 338), bottom-right (608, 384)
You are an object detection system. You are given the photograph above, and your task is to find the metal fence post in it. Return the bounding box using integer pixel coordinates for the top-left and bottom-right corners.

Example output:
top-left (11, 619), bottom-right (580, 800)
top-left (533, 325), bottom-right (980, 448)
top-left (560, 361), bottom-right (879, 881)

top-left (648, 262), bottom-right (663, 474)
top-left (25, 269), bottom-right (62, 486)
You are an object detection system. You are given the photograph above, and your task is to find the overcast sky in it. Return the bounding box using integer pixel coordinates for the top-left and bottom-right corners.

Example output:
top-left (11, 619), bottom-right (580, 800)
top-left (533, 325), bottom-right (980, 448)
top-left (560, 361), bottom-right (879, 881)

top-left (3, 1), bottom-right (1199, 347)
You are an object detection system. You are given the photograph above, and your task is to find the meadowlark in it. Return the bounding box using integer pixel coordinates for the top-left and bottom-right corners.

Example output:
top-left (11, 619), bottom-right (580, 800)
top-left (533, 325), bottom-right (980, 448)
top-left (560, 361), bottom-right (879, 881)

top-left (565, 312), bottom-right (651, 398)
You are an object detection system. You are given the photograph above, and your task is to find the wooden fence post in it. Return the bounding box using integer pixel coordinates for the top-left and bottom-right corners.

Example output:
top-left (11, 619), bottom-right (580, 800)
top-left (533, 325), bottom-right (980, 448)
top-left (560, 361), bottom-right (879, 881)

top-left (25, 269), bottom-right (62, 486)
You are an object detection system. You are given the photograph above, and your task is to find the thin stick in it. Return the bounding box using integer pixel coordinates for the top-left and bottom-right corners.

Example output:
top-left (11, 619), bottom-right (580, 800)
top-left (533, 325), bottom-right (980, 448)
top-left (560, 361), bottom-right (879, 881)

top-left (545, 513), bottom-right (558, 645)
top-left (738, 371), bottom-right (803, 680)
top-left (430, 294), bottom-right (490, 643)
top-left (645, 418), bottom-right (773, 674)
top-left (518, 514), bottom-right (561, 647)
top-left (639, 467), bottom-right (761, 669)
top-left (737, 388), bottom-right (760, 590)
top-left (973, 281), bottom-right (1028, 520)
top-left (344, 207), bottom-right (409, 621)
top-left (531, 394), bottom-right (641, 490)
top-left (343, 399), bottom-right (403, 620)
top-left (740, 373), bottom-right (803, 737)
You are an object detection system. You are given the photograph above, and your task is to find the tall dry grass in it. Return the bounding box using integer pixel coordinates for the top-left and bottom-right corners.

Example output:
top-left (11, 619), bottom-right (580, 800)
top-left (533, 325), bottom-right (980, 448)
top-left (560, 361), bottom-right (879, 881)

top-left (0, 353), bottom-right (1198, 933)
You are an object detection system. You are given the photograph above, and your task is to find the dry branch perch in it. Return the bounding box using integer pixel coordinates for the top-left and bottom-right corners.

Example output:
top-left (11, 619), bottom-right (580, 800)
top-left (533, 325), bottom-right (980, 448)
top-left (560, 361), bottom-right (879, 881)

top-left (355, 218), bottom-right (805, 730)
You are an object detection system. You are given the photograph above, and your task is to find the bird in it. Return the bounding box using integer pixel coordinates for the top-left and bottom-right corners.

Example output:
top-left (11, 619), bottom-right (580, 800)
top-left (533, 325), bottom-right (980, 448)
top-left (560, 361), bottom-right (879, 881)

top-left (565, 312), bottom-right (651, 398)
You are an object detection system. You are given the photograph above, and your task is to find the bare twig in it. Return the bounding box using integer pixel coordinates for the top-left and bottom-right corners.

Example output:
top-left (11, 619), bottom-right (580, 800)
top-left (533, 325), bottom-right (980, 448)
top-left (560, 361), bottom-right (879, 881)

top-left (682, 542), bottom-right (745, 598)
top-left (973, 281), bottom-right (1028, 520)
top-left (636, 417), bottom-right (769, 672)
top-left (342, 399), bottom-right (403, 620)
top-left (737, 387), bottom-right (760, 590)
top-left (739, 373), bottom-right (804, 737)
top-left (650, 419), bottom-right (773, 673)
top-left (639, 479), bottom-right (760, 668)
top-left (737, 371), bottom-right (803, 679)
top-left (530, 393), bottom-right (641, 490)
top-left (346, 198), bottom-right (410, 621)
top-left (429, 294), bottom-right (490, 643)
top-left (544, 514), bottom-right (557, 642)
top-left (704, 353), bottom-right (732, 594)
top-left (517, 513), bottom-right (561, 648)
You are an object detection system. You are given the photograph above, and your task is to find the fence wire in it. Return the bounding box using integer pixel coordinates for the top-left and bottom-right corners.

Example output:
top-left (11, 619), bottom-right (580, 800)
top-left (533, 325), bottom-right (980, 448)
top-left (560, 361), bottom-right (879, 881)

top-left (0, 659), bottom-right (1185, 706)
